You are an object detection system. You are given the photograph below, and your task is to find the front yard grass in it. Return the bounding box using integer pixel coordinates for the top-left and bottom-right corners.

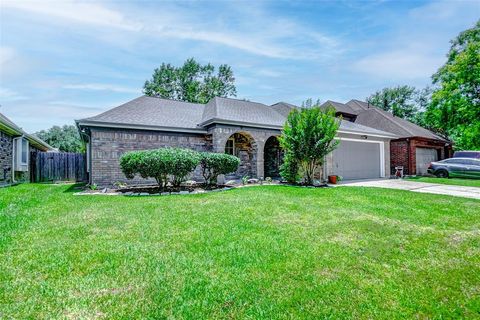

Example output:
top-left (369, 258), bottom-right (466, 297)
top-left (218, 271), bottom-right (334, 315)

top-left (1, 184), bottom-right (479, 319)
top-left (407, 176), bottom-right (480, 188)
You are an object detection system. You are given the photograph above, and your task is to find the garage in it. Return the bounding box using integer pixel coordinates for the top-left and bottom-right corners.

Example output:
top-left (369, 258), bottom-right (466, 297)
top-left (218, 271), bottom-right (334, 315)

top-left (331, 139), bottom-right (383, 180)
top-left (416, 147), bottom-right (438, 175)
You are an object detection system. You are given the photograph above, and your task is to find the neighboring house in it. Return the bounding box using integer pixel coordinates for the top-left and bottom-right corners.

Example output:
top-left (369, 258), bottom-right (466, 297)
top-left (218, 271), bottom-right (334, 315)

top-left (0, 112), bottom-right (54, 185)
top-left (322, 100), bottom-right (452, 175)
top-left (76, 96), bottom-right (397, 187)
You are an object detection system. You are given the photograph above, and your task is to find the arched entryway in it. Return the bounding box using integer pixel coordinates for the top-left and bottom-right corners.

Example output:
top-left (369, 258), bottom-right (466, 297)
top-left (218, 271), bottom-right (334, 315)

top-left (264, 136), bottom-right (283, 178)
top-left (224, 132), bottom-right (257, 178)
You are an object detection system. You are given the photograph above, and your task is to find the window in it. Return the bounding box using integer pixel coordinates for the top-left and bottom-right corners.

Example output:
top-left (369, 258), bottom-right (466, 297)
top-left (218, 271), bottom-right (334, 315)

top-left (225, 137), bottom-right (235, 155)
top-left (13, 137), bottom-right (29, 171)
top-left (21, 138), bottom-right (28, 165)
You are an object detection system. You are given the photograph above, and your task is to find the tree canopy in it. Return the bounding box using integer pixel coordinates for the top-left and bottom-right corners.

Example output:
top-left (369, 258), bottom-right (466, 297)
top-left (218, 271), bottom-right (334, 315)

top-left (35, 125), bottom-right (83, 153)
top-left (425, 20), bottom-right (480, 150)
top-left (366, 85), bottom-right (420, 122)
top-left (143, 58), bottom-right (237, 104)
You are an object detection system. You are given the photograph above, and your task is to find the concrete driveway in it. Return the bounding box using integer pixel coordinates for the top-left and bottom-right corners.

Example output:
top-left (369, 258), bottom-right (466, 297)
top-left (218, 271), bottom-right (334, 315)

top-left (340, 179), bottom-right (480, 200)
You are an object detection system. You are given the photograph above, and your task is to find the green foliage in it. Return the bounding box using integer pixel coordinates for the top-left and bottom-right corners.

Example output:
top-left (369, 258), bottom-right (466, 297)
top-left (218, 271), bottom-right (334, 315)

top-left (301, 98), bottom-right (322, 108)
top-left (143, 58), bottom-right (237, 103)
top-left (279, 106), bottom-right (339, 185)
top-left (199, 152), bottom-right (240, 186)
top-left (366, 85), bottom-right (420, 121)
top-left (425, 20), bottom-right (480, 150)
top-left (279, 152), bottom-right (300, 184)
top-left (35, 124), bottom-right (83, 153)
top-left (120, 148), bottom-right (201, 188)
top-left (241, 175), bottom-right (249, 185)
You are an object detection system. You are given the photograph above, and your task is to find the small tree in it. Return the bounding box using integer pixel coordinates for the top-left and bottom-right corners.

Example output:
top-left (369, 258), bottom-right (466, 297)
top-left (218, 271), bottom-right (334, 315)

top-left (199, 152), bottom-right (240, 187)
top-left (279, 107), bottom-right (340, 185)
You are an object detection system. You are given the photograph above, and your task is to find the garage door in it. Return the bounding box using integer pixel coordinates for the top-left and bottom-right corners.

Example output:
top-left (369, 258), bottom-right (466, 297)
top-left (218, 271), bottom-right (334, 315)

top-left (416, 148), bottom-right (438, 175)
top-left (332, 140), bottom-right (381, 180)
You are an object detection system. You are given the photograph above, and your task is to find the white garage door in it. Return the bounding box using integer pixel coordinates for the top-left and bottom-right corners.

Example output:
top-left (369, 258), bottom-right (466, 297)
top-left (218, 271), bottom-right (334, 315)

top-left (416, 148), bottom-right (438, 175)
top-left (332, 140), bottom-right (382, 180)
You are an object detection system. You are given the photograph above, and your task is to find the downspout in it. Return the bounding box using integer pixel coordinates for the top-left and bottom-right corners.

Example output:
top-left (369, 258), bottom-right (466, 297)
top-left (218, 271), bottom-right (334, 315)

top-left (11, 137), bottom-right (16, 184)
top-left (79, 129), bottom-right (91, 185)
top-left (406, 138), bottom-right (411, 175)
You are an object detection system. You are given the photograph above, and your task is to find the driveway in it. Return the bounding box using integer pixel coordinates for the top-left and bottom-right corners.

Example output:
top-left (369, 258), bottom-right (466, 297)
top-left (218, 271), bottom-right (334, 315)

top-left (341, 179), bottom-right (480, 200)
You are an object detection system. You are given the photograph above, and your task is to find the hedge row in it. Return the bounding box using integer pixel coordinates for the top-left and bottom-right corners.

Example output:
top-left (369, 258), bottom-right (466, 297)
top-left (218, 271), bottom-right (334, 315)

top-left (119, 148), bottom-right (240, 188)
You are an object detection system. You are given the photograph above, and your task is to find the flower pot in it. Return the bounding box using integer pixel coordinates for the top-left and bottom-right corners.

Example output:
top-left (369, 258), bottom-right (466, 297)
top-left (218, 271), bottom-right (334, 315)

top-left (328, 175), bottom-right (337, 184)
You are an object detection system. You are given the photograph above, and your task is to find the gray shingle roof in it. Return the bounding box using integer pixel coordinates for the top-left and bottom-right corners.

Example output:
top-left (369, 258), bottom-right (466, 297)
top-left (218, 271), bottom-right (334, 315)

top-left (200, 97), bottom-right (286, 127)
top-left (348, 100), bottom-right (447, 141)
top-left (321, 100), bottom-right (359, 115)
top-left (338, 119), bottom-right (397, 137)
top-left (77, 95), bottom-right (397, 138)
top-left (80, 96), bottom-right (205, 130)
top-left (269, 102), bottom-right (299, 117)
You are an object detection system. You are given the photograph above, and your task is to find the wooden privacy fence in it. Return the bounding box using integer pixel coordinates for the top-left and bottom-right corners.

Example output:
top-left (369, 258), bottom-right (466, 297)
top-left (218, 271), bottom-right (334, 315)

top-left (31, 152), bottom-right (87, 183)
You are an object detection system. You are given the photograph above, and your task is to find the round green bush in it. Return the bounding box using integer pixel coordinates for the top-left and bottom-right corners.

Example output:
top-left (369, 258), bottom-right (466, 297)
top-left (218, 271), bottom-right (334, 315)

top-left (200, 152), bottom-right (240, 186)
top-left (119, 148), bottom-right (200, 188)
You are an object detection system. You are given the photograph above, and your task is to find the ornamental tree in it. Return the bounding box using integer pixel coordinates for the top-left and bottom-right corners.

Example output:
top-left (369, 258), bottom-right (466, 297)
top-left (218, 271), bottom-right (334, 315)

top-left (279, 107), bottom-right (339, 185)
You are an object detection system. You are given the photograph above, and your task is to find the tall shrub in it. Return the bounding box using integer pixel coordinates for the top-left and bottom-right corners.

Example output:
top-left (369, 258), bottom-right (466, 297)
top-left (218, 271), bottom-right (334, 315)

top-left (279, 107), bottom-right (340, 185)
top-left (199, 152), bottom-right (240, 186)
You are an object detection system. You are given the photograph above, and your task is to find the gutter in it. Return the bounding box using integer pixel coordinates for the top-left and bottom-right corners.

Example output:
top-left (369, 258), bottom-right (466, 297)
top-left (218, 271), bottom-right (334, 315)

top-left (76, 120), bottom-right (209, 134)
top-left (337, 129), bottom-right (398, 139)
top-left (198, 118), bottom-right (284, 130)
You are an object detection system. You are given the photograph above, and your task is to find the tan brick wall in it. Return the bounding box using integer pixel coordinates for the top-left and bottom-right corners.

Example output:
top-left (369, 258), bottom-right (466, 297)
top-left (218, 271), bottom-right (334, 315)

top-left (90, 128), bottom-right (211, 187)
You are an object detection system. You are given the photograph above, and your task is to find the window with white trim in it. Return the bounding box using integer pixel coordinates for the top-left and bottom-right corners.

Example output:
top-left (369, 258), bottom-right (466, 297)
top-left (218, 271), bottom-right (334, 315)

top-left (21, 138), bottom-right (28, 165)
top-left (13, 137), bottom-right (29, 171)
top-left (225, 137), bottom-right (235, 155)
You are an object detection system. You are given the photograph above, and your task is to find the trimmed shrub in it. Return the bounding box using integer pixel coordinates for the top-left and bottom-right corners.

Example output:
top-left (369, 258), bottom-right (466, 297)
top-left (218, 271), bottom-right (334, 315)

top-left (119, 148), bottom-right (200, 189)
top-left (199, 152), bottom-right (240, 186)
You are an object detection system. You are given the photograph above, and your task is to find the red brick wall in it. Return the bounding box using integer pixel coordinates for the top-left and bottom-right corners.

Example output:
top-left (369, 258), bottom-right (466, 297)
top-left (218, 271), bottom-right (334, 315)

top-left (390, 140), bottom-right (409, 175)
top-left (390, 138), bottom-right (451, 175)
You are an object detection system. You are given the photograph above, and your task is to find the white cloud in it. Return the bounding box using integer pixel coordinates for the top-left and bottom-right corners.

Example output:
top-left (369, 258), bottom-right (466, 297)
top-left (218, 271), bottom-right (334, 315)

top-left (354, 50), bottom-right (444, 79)
top-left (0, 46), bottom-right (16, 66)
top-left (62, 83), bottom-right (138, 94)
top-left (0, 87), bottom-right (28, 101)
top-left (1, 0), bottom-right (141, 31)
top-left (0, 0), bottom-right (340, 60)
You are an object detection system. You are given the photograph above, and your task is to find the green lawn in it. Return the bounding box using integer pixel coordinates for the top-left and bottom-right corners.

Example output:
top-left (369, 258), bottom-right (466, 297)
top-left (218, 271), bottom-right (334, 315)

top-left (1, 184), bottom-right (480, 319)
top-left (407, 176), bottom-right (480, 188)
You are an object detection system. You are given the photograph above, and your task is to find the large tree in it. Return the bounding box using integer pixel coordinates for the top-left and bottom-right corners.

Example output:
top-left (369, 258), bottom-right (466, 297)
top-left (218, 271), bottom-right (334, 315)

top-left (36, 125), bottom-right (84, 153)
top-left (279, 105), bottom-right (339, 185)
top-left (366, 85), bottom-right (420, 121)
top-left (143, 58), bottom-right (236, 103)
top-left (425, 20), bottom-right (480, 150)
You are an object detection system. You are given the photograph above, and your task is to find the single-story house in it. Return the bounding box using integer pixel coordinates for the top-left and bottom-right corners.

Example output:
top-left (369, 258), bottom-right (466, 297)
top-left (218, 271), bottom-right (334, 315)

top-left (322, 99), bottom-right (452, 176)
top-left (76, 96), bottom-right (397, 187)
top-left (0, 112), bottom-right (54, 185)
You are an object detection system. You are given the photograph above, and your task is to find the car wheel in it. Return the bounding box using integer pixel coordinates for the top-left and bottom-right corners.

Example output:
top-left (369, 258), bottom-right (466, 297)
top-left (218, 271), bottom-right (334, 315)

top-left (436, 170), bottom-right (449, 178)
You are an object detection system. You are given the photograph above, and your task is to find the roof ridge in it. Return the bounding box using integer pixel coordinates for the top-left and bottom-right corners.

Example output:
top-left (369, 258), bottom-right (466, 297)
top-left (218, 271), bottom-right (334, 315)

top-left (143, 95), bottom-right (205, 106)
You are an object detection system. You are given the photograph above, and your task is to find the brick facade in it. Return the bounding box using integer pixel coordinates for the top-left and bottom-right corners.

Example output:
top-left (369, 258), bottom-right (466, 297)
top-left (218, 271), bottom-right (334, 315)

top-left (89, 125), bottom-right (283, 187)
top-left (90, 128), bottom-right (212, 186)
top-left (0, 131), bottom-right (13, 183)
top-left (390, 137), bottom-right (450, 175)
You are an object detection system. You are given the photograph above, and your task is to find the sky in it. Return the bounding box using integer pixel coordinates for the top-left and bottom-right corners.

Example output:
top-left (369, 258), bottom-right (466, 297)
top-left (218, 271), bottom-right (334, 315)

top-left (0, 0), bottom-right (479, 132)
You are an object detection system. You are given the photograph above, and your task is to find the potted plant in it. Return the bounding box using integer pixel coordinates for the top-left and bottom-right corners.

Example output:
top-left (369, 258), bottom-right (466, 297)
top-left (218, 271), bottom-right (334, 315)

top-left (328, 175), bottom-right (342, 184)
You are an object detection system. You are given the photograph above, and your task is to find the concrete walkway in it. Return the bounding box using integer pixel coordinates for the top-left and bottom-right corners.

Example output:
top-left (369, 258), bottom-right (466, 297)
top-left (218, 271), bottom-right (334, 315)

top-left (340, 179), bottom-right (480, 200)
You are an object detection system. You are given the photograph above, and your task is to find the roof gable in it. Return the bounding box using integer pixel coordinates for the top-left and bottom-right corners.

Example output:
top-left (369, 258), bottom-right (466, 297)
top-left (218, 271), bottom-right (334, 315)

top-left (321, 100), bottom-right (358, 116)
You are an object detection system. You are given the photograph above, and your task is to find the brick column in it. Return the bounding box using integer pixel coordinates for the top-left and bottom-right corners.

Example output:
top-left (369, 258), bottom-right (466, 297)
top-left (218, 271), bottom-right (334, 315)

top-left (256, 141), bottom-right (265, 179)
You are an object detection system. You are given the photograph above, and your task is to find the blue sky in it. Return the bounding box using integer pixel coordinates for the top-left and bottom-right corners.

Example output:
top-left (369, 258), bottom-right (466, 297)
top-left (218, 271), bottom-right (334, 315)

top-left (0, 0), bottom-right (478, 132)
